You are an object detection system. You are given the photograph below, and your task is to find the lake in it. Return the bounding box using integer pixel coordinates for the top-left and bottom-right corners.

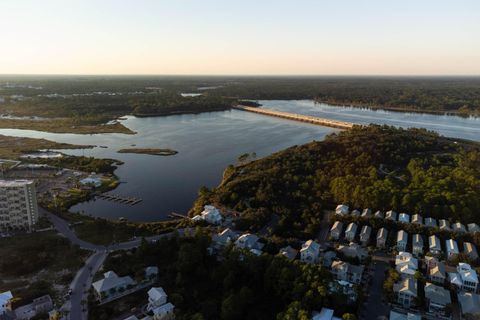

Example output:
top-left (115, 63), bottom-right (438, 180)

top-left (0, 100), bottom-right (478, 222)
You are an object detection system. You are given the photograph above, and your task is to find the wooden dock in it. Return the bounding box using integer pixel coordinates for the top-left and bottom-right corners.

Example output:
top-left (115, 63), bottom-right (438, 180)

top-left (233, 105), bottom-right (355, 130)
top-left (97, 193), bottom-right (143, 206)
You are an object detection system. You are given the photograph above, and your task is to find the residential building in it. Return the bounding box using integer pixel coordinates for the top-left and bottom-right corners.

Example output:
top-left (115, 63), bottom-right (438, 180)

top-left (79, 175), bottom-right (102, 188)
top-left (411, 214), bottom-right (422, 225)
top-left (322, 251), bottom-right (337, 268)
top-left (464, 242), bottom-right (479, 261)
top-left (335, 204), bottom-right (349, 216)
top-left (395, 252), bottom-right (418, 278)
top-left (92, 271), bottom-right (136, 300)
top-left (0, 291), bottom-right (12, 315)
top-left (14, 295), bottom-right (53, 320)
top-left (452, 222), bottom-right (467, 233)
top-left (279, 246), bottom-right (298, 260)
top-left (457, 292), bottom-right (480, 318)
top-left (429, 235), bottom-right (442, 256)
top-left (424, 256), bottom-right (439, 270)
top-left (361, 208), bottom-right (372, 218)
top-left (235, 233), bottom-right (263, 251)
top-left (374, 210), bottom-right (384, 219)
top-left (329, 221), bottom-right (343, 240)
top-left (145, 266), bottom-right (159, 280)
top-left (429, 262), bottom-right (446, 285)
top-left (439, 219), bottom-right (450, 231)
top-left (330, 260), bottom-right (364, 284)
top-left (446, 239), bottom-right (459, 260)
top-left (386, 210), bottom-right (397, 221)
top-left (468, 223), bottom-right (480, 234)
top-left (147, 287), bottom-right (175, 320)
top-left (350, 209), bottom-right (360, 217)
top-left (397, 230), bottom-right (408, 252)
top-left (458, 263), bottom-right (479, 292)
top-left (389, 311), bottom-right (421, 320)
top-left (376, 228), bottom-right (388, 249)
top-left (0, 180), bottom-right (38, 231)
top-left (212, 228), bottom-right (238, 247)
top-left (311, 308), bottom-right (342, 320)
top-left (398, 213), bottom-right (410, 224)
top-left (152, 303), bottom-right (174, 320)
top-left (359, 225), bottom-right (371, 246)
top-left (424, 282), bottom-right (451, 314)
top-left (412, 234), bottom-right (423, 257)
top-left (345, 222), bottom-right (357, 242)
top-left (337, 242), bottom-right (368, 261)
top-left (394, 278), bottom-right (418, 308)
top-left (300, 240), bottom-right (320, 264)
top-left (424, 217), bottom-right (437, 228)
top-left (192, 205), bottom-right (223, 224)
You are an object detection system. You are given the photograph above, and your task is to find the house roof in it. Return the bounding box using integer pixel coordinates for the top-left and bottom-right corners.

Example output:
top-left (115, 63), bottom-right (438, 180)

top-left (92, 271), bottom-right (135, 294)
top-left (301, 240), bottom-right (320, 253)
top-left (330, 221), bottom-right (343, 232)
top-left (452, 222), bottom-right (466, 233)
top-left (148, 287), bottom-right (167, 302)
top-left (458, 263), bottom-right (479, 284)
top-left (468, 223), bottom-right (480, 233)
top-left (425, 282), bottom-right (451, 305)
top-left (312, 307), bottom-right (341, 320)
top-left (361, 208), bottom-right (372, 217)
top-left (393, 278), bottom-right (417, 296)
top-left (351, 209), bottom-right (361, 217)
top-left (360, 225), bottom-right (371, 237)
top-left (429, 263), bottom-right (446, 278)
top-left (377, 227), bottom-right (388, 240)
top-left (145, 266), bottom-right (159, 276)
top-left (439, 219), bottom-right (450, 230)
top-left (213, 228), bottom-right (238, 245)
top-left (411, 214), bottom-right (422, 224)
top-left (279, 246), bottom-right (298, 260)
top-left (335, 204), bottom-right (349, 215)
top-left (386, 210), bottom-right (397, 220)
top-left (235, 233), bottom-right (263, 250)
top-left (412, 234), bottom-right (423, 246)
top-left (464, 242), bottom-right (478, 258)
top-left (389, 311), bottom-right (421, 320)
top-left (395, 252), bottom-right (418, 275)
top-left (446, 239), bottom-right (459, 253)
top-left (345, 222), bottom-right (357, 233)
top-left (374, 210), bottom-right (384, 219)
top-left (398, 213), bottom-right (410, 223)
top-left (152, 302), bottom-right (175, 316)
top-left (449, 272), bottom-right (463, 286)
top-left (397, 230), bottom-right (408, 243)
top-left (429, 235), bottom-right (441, 250)
top-left (458, 292), bottom-right (480, 315)
top-left (0, 291), bottom-right (13, 311)
top-left (424, 217), bottom-right (437, 228)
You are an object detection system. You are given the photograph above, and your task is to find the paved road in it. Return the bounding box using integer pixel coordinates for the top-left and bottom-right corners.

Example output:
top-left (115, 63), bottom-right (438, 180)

top-left (361, 261), bottom-right (390, 320)
top-left (41, 207), bottom-right (193, 320)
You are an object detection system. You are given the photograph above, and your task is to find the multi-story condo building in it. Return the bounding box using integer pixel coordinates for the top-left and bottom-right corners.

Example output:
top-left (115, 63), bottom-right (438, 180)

top-left (0, 180), bottom-right (38, 231)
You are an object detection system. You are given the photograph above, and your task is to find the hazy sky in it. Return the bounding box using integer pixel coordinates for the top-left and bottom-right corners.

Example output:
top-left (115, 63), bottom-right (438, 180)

top-left (0, 0), bottom-right (479, 75)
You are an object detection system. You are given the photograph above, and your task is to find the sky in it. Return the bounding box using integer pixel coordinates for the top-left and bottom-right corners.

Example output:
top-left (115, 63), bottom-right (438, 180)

top-left (0, 0), bottom-right (479, 75)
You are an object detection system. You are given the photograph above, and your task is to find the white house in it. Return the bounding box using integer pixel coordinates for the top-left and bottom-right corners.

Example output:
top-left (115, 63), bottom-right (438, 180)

top-left (446, 239), bottom-right (459, 260)
top-left (429, 262), bottom-right (446, 285)
top-left (92, 271), bottom-right (136, 300)
top-left (424, 282), bottom-right (451, 314)
top-left (300, 240), bottom-right (320, 264)
top-left (192, 205), bottom-right (223, 224)
top-left (279, 246), bottom-right (298, 260)
top-left (398, 213), bottom-right (410, 224)
top-left (311, 308), bottom-right (342, 320)
top-left (457, 292), bottom-right (480, 318)
top-left (397, 230), bottom-right (408, 252)
top-left (337, 242), bottom-right (368, 261)
top-left (331, 261), bottom-right (364, 284)
top-left (145, 266), bottom-right (159, 280)
top-left (464, 242), bottom-right (479, 261)
top-left (329, 221), bottom-right (343, 240)
top-left (361, 208), bottom-right (372, 218)
top-left (412, 234), bottom-right (423, 257)
top-left (152, 302), bottom-right (175, 320)
top-left (394, 277), bottom-right (418, 308)
top-left (359, 225), bottom-right (372, 246)
top-left (429, 235), bottom-right (442, 256)
top-left (458, 263), bottom-right (479, 292)
top-left (345, 222), bottom-right (358, 242)
top-left (468, 223), bottom-right (480, 234)
top-left (376, 228), bottom-right (388, 249)
top-left (147, 287), bottom-right (168, 311)
top-left (80, 175), bottom-right (103, 188)
top-left (424, 217), bottom-right (437, 228)
top-left (0, 291), bottom-right (13, 315)
top-left (395, 252), bottom-right (418, 278)
top-left (439, 219), bottom-right (450, 231)
top-left (235, 233), bottom-right (264, 251)
top-left (335, 204), bottom-right (349, 216)
top-left (411, 214), bottom-right (422, 225)
top-left (212, 228), bottom-right (238, 247)
top-left (452, 222), bottom-right (467, 233)
top-left (388, 311), bottom-right (421, 320)
top-left (386, 210), bottom-right (397, 221)
top-left (374, 210), bottom-right (384, 219)
top-left (350, 209), bottom-right (360, 217)
top-left (424, 256), bottom-right (439, 270)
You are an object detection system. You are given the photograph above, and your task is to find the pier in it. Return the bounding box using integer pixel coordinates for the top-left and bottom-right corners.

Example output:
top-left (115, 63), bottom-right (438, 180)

top-left (233, 105), bottom-right (355, 130)
top-left (97, 193), bottom-right (143, 205)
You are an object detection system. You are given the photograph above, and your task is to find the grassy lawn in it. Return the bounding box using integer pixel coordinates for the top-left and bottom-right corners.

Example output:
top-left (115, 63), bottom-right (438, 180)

top-left (0, 118), bottom-right (134, 134)
top-left (0, 231), bottom-right (89, 307)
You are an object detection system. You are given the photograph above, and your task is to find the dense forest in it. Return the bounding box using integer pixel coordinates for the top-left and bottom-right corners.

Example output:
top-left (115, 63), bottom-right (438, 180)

top-left (1, 76), bottom-right (479, 119)
top-left (193, 125), bottom-right (480, 238)
top-left (92, 231), bottom-right (348, 320)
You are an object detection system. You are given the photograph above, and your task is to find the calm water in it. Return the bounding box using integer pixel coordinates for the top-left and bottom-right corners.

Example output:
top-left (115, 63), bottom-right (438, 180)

top-left (0, 109), bottom-right (334, 221)
top-left (261, 100), bottom-right (480, 141)
top-left (0, 100), bottom-right (478, 222)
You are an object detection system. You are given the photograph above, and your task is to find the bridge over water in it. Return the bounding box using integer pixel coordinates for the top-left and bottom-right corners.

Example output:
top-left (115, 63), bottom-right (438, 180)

top-left (233, 105), bottom-right (355, 130)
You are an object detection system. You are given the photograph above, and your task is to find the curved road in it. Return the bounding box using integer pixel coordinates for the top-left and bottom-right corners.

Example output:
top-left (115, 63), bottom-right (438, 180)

top-left (42, 207), bottom-right (191, 320)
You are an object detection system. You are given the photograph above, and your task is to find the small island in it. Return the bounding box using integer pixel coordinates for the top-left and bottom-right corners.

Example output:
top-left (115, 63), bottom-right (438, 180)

top-left (117, 148), bottom-right (178, 156)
